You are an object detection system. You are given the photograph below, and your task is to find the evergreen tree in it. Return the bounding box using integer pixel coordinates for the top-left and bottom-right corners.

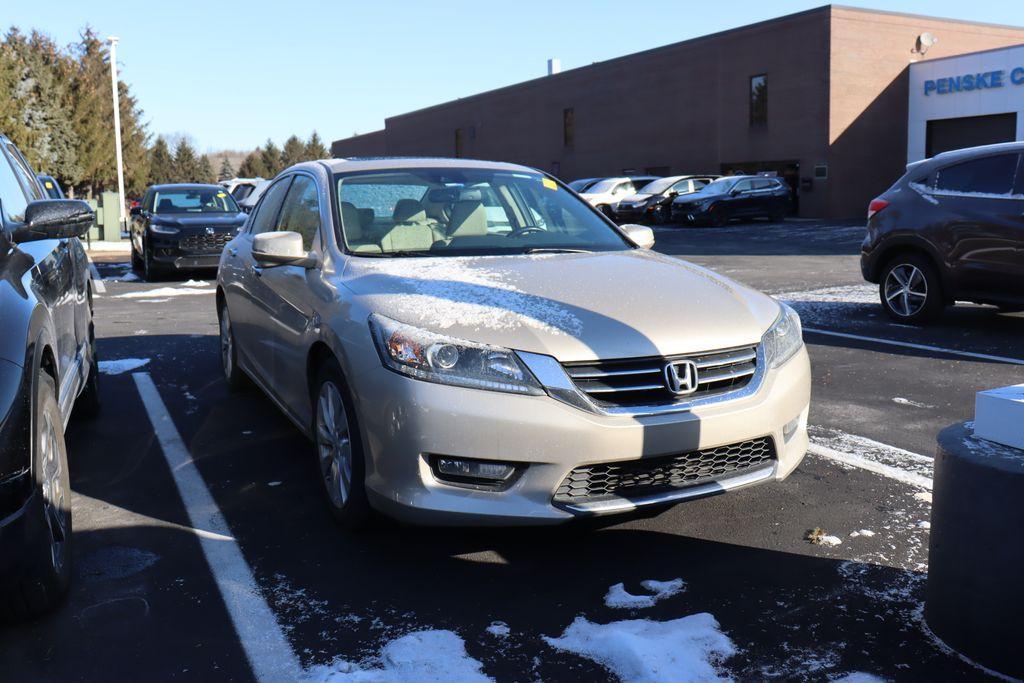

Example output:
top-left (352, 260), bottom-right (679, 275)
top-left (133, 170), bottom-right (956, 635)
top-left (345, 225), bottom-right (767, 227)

top-left (281, 135), bottom-right (306, 168)
top-left (305, 131), bottom-right (328, 160)
top-left (218, 155), bottom-right (235, 180)
top-left (148, 137), bottom-right (175, 184)
top-left (172, 138), bottom-right (201, 183)
top-left (117, 81), bottom-right (150, 196)
top-left (237, 150), bottom-right (267, 178)
top-left (197, 154), bottom-right (216, 184)
top-left (259, 139), bottom-right (282, 177)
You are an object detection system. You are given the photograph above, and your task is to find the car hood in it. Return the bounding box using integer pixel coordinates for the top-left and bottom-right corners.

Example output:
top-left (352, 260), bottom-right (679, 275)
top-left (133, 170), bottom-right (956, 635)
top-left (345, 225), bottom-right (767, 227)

top-left (619, 193), bottom-right (652, 204)
top-left (151, 213), bottom-right (246, 229)
top-left (674, 190), bottom-right (724, 204)
top-left (342, 250), bottom-right (780, 362)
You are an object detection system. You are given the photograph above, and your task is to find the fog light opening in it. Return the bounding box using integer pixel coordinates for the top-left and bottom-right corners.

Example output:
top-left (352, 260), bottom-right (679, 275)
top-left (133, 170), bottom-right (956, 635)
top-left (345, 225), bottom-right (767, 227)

top-left (783, 415), bottom-right (802, 442)
top-left (430, 456), bottom-right (519, 490)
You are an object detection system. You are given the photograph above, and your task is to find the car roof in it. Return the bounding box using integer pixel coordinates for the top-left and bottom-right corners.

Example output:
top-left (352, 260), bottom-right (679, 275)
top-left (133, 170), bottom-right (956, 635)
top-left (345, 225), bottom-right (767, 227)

top-left (149, 183), bottom-right (227, 191)
top-left (318, 157), bottom-right (541, 175)
top-left (929, 141), bottom-right (1024, 165)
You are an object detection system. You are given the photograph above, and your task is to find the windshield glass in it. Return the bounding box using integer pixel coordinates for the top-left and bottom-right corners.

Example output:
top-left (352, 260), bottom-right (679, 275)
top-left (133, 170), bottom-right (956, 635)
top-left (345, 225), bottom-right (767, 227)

top-left (153, 188), bottom-right (239, 213)
top-left (567, 178), bottom-right (598, 192)
top-left (585, 178), bottom-right (624, 194)
top-left (335, 168), bottom-right (632, 256)
top-left (699, 178), bottom-right (737, 194)
top-left (636, 177), bottom-right (682, 195)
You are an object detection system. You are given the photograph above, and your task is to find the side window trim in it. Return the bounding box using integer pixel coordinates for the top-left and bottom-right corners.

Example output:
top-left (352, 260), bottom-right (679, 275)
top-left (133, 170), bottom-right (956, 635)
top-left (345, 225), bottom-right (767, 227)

top-left (275, 172), bottom-right (322, 250)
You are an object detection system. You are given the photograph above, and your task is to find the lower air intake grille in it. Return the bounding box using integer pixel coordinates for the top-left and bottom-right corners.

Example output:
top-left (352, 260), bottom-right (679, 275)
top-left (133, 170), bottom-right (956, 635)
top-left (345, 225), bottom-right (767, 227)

top-left (179, 232), bottom-right (232, 253)
top-left (553, 437), bottom-right (775, 505)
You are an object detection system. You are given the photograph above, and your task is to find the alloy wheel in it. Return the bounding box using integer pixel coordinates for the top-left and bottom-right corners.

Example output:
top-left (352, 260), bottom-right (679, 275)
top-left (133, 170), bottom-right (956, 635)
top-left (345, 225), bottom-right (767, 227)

top-left (884, 263), bottom-right (929, 317)
top-left (316, 381), bottom-right (353, 509)
top-left (39, 413), bottom-right (67, 572)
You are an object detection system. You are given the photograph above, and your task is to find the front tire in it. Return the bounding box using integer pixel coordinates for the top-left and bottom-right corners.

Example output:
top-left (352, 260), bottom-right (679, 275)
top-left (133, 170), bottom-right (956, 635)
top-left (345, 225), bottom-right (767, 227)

top-left (218, 303), bottom-right (248, 392)
top-left (708, 204), bottom-right (728, 227)
top-left (0, 373), bottom-right (72, 621)
top-left (142, 241), bottom-right (162, 282)
top-left (313, 360), bottom-right (371, 529)
top-left (879, 255), bottom-right (944, 324)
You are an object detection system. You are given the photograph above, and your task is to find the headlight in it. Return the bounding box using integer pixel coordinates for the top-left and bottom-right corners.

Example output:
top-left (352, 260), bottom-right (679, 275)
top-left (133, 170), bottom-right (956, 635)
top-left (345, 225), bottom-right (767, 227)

top-left (149, 223), bottom-right (179, 235)
top-left (369, 314), bottom-right (544, 395)
top-left (762, 303), bottom-right (803, 368)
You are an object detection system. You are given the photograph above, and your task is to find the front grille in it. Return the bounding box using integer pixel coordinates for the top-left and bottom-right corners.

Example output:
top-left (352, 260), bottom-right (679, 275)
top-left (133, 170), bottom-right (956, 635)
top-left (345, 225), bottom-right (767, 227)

top-left (179, 232), bottom-right (232, 253)
top-left (563, 345), bottom-right (758, 408)
top-left (553, 437), bottom-right (775, 505)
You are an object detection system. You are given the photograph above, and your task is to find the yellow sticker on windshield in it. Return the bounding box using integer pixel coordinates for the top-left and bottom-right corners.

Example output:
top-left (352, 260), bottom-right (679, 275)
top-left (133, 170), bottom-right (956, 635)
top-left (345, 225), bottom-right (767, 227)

top-left (217, 192), bottom-right (227, 197)
top-left (542, 178), bottom-right (558, 191)
top-left (44, 181), bottom-right (53, 188)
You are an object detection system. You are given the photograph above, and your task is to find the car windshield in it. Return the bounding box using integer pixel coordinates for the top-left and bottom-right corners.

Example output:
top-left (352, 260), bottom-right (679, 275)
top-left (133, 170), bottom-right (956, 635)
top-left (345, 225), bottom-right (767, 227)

top-left (335, 168), bottom-right (632, 256)
top-left (698, 178), bottom-right (737, 194)
top-left (567, 178), bottom-right (598, 192)
top-left (637, 177), bottom-right (682, 195)
top-left (153, 189), bottom-right (239, 213)
top-left (585, 178), bottom-right (624, 194)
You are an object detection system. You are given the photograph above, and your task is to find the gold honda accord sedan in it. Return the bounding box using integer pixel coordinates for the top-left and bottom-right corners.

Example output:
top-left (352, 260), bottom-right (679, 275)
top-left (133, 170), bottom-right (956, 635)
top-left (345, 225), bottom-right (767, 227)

top-left (215, 157), bottom-right (810, 527)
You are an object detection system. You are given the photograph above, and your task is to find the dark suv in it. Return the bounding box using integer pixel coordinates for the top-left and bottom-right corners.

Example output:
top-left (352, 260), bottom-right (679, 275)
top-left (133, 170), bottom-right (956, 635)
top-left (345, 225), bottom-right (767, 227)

top-left (670, 175), bottom-right (790, 226)
top-left (861, 142), bottom-right (1024, 324)
top-left (0, 134), bottom-right (98, 619)
top-left (130, 183), bottom-right (247, 280)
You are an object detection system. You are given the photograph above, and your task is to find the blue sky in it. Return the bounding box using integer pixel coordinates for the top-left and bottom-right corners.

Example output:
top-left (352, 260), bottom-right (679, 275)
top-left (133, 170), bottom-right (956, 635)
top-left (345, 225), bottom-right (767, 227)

top-left (5, 1), bottom-right (1022, 152)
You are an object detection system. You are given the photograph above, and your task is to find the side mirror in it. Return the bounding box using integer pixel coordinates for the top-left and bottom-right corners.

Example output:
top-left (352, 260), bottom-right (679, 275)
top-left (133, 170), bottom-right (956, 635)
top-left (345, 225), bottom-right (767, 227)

top-left (620, 223), bottom-right (655, 249)
top-left (12, 200), bottom-right (94, 243)
top-left (730, 189), bottom-right (743, 197)
top-left (252, 231), bottom-right (318, 268)
top-left (130, 206), bottom-right (142, 216)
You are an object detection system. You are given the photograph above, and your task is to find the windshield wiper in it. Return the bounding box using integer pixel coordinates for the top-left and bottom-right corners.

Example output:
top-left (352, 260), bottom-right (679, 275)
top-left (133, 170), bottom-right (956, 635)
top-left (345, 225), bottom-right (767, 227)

top-left (523, 247), bottom-right (593, 254)
top-left (359, 250), bottom-right (434, 258)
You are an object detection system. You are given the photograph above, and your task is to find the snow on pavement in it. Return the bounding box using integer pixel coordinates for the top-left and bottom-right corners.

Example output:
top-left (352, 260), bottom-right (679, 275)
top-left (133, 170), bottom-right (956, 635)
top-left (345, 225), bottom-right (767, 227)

top-left (99, 358), bottom-right (150, 375)
top-left (302, 630), bottom-right (491, 683)
top-left (115, 286), bottom-right (214, 299)
top-left (544, 613), bottom-right (736, 683)
top-left (605, 579), bottom-right (686, 609)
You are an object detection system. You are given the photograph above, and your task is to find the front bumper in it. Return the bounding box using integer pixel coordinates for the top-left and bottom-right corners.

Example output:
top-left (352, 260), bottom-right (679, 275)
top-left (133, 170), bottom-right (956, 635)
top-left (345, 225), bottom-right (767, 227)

top-left (671, 204), bottom-right (711, 223)
top-left (149, 231), bottom-right (236, 270)
top-left (351, 346), bottom-right (811, 525)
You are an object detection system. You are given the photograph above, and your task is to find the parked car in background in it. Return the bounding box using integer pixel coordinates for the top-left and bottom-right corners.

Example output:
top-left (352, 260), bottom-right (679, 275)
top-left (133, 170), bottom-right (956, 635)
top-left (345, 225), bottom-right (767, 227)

top-left (220, 177), bottom-right (264, 203)
top-left (861, 142), bottom-right (1024, 324)
top-left (670, 175), bottom-right (790, 226)
top-left (237, 179), bottom-right (270, 213)
top-left (567, 177), bottom-right (603, 193)
top-left (130, 183), bottom-right (247, 280)
top-left (614, 175), bottom-right (719, 224)
top-left (0, 133), bottom-right (99, 620)
top-left (216, 157), bottom-right (810, 528)
top-left (579, 175), bottom-right (660, 217)
top-left (36, 175), bottom-right (64, 200)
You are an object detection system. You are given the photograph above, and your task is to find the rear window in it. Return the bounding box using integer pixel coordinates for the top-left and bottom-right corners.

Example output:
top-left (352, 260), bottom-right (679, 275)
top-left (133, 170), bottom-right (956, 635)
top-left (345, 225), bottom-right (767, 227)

top-left (934, 154), bottom-right (1019, 196)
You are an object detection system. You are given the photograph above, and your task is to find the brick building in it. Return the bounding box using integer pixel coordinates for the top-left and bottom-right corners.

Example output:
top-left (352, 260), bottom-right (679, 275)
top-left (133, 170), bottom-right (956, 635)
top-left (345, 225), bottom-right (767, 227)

top-left (331, 5), bottom-right (1024, 218)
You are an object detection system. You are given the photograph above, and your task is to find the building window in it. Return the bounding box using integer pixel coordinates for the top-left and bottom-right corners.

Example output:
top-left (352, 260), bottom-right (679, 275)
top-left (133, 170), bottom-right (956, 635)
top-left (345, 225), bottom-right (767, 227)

top-left (563, 107), bottom-right (575, 147)
top-left (750, 74), bottom-right (767, 126)
top-left (454, 128), bottom-right (464, 158)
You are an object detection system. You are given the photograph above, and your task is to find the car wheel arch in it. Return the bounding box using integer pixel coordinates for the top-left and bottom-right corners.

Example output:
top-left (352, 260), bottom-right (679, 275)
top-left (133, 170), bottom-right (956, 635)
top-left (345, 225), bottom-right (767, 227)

top-left (876, 243), bottom-right (949, 298)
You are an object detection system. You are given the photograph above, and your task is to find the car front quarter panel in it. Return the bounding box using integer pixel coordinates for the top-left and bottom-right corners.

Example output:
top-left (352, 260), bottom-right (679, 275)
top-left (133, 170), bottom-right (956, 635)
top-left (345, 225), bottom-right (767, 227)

top-left (0, 357), bottom-right (32, 519)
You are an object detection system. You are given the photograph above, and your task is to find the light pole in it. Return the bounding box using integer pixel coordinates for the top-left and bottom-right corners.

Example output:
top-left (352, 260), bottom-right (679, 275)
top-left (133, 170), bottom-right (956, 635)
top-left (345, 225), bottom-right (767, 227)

top-left (108, 36), bottom-right (127, 237)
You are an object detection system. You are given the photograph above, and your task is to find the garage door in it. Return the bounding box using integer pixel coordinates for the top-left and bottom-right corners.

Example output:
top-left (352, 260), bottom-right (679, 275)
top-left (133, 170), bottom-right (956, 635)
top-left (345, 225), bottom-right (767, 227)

top-left (925, 112), bottom-right (1018, 157)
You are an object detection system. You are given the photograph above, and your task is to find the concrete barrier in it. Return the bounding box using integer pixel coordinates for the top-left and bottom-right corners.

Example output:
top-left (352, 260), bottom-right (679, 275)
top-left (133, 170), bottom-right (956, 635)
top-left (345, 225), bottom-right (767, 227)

top-left (925, 422), bottom-right (1024, 679)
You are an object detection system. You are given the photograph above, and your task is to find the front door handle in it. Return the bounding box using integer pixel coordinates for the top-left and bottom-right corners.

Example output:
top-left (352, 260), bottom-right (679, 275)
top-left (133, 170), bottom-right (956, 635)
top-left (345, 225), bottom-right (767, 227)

top-left (227, 247), bottom-right (237, 257)
top-left (251, 263), bottom-right (263, 278)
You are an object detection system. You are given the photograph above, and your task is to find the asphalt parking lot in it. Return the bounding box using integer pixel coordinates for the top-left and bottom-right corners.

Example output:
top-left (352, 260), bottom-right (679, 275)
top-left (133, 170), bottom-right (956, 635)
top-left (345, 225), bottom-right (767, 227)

top-left (2, 219), bottom-right (1021, 682)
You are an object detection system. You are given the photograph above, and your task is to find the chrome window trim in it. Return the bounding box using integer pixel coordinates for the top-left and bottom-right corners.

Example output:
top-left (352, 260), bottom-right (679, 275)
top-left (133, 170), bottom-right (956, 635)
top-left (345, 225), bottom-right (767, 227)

top-left (517, 344), bottom-right (767, 418)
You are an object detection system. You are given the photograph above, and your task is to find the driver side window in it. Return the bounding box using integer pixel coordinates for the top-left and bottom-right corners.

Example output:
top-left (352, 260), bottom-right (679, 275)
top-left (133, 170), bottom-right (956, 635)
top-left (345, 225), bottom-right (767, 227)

top-left (732, 180), bottom-right (754, 193)
top-left (0, 151), bottom-right (29, 223)
top-left (250, 178), bottom-right (292, 235)
top-left (276, 175), bottom-right (321, 250)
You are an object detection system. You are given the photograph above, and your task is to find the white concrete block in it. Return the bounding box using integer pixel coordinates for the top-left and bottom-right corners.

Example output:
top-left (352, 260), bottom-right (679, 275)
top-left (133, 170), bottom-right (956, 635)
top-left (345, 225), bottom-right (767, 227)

top-left (975, 384), bottom-right (1024, 451)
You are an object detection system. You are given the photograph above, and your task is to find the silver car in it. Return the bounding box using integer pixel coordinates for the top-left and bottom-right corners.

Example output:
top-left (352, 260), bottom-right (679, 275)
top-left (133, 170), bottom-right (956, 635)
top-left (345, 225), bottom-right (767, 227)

top-left (216, 158), bottom-right (810, 527)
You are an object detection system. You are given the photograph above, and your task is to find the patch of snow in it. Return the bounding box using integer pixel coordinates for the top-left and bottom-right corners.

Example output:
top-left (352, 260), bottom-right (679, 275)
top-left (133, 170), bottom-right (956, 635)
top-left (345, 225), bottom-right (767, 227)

top-left (115, 272), bottom-right (141, 282)
top-left (849, 529), bottom-right (876, 538)
top-left (914, 491), bottom-right (933, 504)
top-left (808, 426), bottom-right (934, 491)
top-left (135, 298), bottom-right (170, 303)
top-left (99, 358), bottom-right (150, 375)
top-left (909, 182), bottom-right (940, 205)
top-left (831, 673), bottom-right (888, 682)
top-left (818, 535), bottom-right (842, 547)
top-left (359, 258), bottom-right (583, 337)
top-left (181, 279), bottom-right (211, 288)
top-left (916, 521), bottom-right (930, 530)
top-left (604, 578), bottom-right (686, 609)
top-left (302, 630), bottom-right (491, 682)
top-left (892, 397), bottom-right (930, 409)
top-left (268, 481), bottom-right (282, 487)
top-left (115, 287), bottom-right (214, 299)
top-left (544, 613), bottom-right (735, 683)
top-left (776, 284), bottom-right (879, 328)
top-left (133, 329), bottom-right (148, 335)
top-left (485, 621), bottom-right (510, 638)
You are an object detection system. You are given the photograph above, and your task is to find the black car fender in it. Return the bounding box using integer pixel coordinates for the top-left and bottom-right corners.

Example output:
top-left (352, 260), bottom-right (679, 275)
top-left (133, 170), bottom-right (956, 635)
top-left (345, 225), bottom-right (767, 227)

top-left (863, 233), bottom-right (950, 291)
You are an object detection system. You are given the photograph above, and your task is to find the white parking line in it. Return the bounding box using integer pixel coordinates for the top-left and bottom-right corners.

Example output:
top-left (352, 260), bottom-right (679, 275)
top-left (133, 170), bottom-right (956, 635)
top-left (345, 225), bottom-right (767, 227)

top-left (87, 259), bottom-right (106, 294)
top-left (804, 327), bottom-right (1024, 366)
top-left (132, 372), bottom-right (301, 682)
top-left (808, 442), bottom-right (933, 490)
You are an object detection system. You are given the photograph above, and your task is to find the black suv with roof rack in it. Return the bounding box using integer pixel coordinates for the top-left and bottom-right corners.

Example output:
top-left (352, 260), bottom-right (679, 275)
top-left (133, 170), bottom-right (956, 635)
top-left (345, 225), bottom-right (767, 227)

top-left (861, 141), bottom-right (1024, 324)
